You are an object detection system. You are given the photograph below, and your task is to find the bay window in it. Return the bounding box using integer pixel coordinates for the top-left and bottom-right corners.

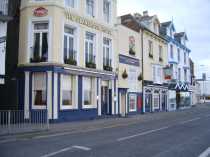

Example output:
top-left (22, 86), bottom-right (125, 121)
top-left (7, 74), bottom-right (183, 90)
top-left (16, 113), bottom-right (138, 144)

top-left (103, 0), bottom-right (111, 23)
top-left (86, 0), bottom-right (94, 17)
top-left (31, 22), bottom-right (49, 63)
top-left (64, 26), bottom-right (77, 65)
top-left (103, 37), bottom-right (112, 71)
top-left (32, 73), bottom-right (47, 109)
top-left (129, 94), bottom-right (137, 112)
top-left (85, 32), bottom-right (96, 68)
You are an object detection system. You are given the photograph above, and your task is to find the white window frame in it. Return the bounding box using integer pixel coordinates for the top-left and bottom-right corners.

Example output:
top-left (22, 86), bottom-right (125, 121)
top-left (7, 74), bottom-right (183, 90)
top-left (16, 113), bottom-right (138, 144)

top-left (82, 77), bottom-right (97, 109)
top-left (85, 32), bottom-right (96, 64)
top-left (28, 18), bottom-right (52, 63)
top-left (103, 0), bottom-right (111, 23)
top-left (63, 26), bottom-right (77, 61)
top-left (64, 0), bottom-right (78, 9)
top-left (60, 74), bottom-right (78, 110)
top-left (129, 94), bottom-right (137, 112)
top-left (103, 37), bottom-right (112, 66)
top-left (32, 72), bottom-right (47, 110)
top-left (86, 0), bottom-right (95, 17)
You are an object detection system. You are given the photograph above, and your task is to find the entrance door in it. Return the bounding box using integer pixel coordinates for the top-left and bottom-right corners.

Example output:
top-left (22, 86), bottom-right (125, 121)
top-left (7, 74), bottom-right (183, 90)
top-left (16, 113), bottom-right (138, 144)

top-left (162, 93), bottom-right (167, 111)
top-left (101, 86), bottom-right (109, 115)
top-left (145, 93), bottom-right (152, 112)
top-left (121, 93), bottom-right (126, 116)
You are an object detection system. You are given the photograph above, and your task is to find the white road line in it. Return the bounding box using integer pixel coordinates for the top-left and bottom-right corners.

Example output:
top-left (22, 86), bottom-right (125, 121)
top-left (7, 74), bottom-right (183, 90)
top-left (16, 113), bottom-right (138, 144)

top-left (199, 147), bottom-right (210, 157)
top-left (0, 139), bottom-right (17, 144)
top-left (72, 145), bottom-right (91, 151)
top-left (117, 126), bottom-right (169, 142)
top-left (40, 146), bottom-right (74, 157)
top-left (180, 117), bottom-right (201, 125)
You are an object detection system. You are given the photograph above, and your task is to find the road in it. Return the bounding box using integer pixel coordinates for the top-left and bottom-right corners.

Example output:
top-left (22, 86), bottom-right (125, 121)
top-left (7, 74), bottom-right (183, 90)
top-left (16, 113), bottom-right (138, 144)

top-left (0, 104), bottom-right (210, 157)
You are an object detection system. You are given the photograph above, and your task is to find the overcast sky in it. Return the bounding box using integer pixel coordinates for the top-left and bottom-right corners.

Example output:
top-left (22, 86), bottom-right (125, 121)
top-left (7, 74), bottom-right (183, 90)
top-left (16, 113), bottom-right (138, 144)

top-left (117, 0), bottom-right (210, 79)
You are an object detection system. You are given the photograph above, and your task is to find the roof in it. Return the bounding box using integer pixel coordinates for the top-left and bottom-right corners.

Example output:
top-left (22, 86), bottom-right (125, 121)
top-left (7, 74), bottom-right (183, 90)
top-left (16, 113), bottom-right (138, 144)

top-left (174, 32), bottom-right (188, 41)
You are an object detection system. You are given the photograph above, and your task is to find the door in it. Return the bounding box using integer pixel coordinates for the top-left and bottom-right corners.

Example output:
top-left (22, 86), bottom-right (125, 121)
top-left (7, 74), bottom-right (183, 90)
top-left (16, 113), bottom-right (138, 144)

top-left (145, 93), bottom-right (152, 112)
top-left (121, 93), bottom-right (126, 116)
top-left (101, 86), bottom-right (108, 115)
top-left (162, 93), bottom-right (167, 111)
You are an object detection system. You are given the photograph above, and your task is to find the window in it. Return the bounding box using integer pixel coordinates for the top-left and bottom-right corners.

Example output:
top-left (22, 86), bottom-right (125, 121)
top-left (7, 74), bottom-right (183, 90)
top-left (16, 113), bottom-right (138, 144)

top-left (184, 52), bottom-right (187, 64)
top-left (153, 92), bottom-right (160, 110)
top-left (129, 94), bottom-right (137, 112)
top-left (159, 45), bottom-right (163, 61)
top-left (184, 69), bottom-right (187, 82)
top-left (86, 0), bottom-right (94, 17)
top-left (128, 68), bottom-right (137, 91)
top-left (31, 22), bottom-right (49, 62)
top-left (177, 48), bottom-right (180, 62)
top-left (103, 0), bottom-right (111, 23)
top-left (153, 66), bottom-right (156, 82)
top-left (103, 37), bottom-right (112, 67)
top-left (148, 40), bottom-right (153, 57)
top-left (64, 26), bottom-right (77, 64)
top-left (170, 45), bottom-right (173, 59)
top-left (32, 73), bottom-right (47, 109)
top-left (178, 68), bottom-right (181, 81)
top-left (65, 0), bottom-right (75, 8)
top-left (83, 77), bottom-right (94, 107)
top-left (85, 32), bottom-right (96, 65)
top-left (61, 75), bottom-right (73, 108)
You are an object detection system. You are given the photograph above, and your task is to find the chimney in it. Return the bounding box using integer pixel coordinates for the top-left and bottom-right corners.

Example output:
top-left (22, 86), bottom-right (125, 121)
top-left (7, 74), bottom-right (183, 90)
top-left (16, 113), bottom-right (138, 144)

top-left (143, 11), bottom-right (149, 16)
top-left (134, 13), bottom-right (142, 20)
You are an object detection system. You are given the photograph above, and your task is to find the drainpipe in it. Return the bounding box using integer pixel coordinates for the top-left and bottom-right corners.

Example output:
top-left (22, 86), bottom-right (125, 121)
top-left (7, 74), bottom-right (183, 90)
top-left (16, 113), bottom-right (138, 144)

top-left (141, 28), bottom-right (144, 114)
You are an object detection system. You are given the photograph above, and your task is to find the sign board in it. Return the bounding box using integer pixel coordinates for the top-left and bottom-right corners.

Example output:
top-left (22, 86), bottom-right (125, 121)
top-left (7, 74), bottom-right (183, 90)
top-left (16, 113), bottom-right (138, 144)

top-left (34, 7), bottom-right (48, 17)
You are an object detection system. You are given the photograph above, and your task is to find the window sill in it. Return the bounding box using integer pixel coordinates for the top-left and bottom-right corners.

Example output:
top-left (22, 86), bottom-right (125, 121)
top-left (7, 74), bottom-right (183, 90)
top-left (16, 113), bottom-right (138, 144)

top-left (32, 105), bottom-right (46, 110)
top-left (82, 104), bottom-right (97, 109)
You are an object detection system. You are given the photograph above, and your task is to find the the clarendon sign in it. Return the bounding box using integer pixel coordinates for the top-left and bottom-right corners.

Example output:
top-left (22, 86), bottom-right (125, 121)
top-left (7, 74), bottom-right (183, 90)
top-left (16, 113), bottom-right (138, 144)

top-left (65, 11), bottom-right (112, 35)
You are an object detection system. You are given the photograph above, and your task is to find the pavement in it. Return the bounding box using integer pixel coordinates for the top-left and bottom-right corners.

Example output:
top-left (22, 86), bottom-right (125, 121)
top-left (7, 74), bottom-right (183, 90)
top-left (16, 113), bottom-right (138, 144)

top-left (0, 103), bottom-right (210, 157)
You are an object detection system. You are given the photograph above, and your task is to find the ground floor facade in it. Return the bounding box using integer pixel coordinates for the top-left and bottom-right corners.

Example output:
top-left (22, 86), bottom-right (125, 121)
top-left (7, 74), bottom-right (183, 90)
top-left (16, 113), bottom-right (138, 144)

top-left (18, 64), bottom-right (118, 122)
top-left (143, 82), bottom-right (168, 113)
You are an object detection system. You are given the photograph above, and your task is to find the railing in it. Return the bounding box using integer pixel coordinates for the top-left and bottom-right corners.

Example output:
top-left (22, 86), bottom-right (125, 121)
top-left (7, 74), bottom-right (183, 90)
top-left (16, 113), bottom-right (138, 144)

top-left (103, 58), bottom-right (113, 71)
top-left (85, 53), bottom-right (96, 69)
top-left (0, 0), bottom-right (8, 15)
top-left (0, 110), bottom-right (49, 135)
top-left (64, 49), bottom-right (77, 65)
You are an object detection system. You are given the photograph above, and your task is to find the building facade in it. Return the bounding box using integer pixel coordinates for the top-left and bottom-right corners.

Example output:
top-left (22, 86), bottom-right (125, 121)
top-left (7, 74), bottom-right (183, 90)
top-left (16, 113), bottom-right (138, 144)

top-left (116, 16), bottom-right (143, 116)
top-left (160, 21), bottom-right (191, 110)
top-left (18, 0), bottom-right (118, 122)
top-left (134, 12), bottom-right (168, 113)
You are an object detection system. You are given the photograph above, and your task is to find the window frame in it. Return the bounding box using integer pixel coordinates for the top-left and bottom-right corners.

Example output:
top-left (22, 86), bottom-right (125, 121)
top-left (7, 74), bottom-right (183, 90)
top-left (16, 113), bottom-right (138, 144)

top-left (82, 77), bottom-right (97, 109)
top-left (85, 32), bottom-right (96, 64)
top-left (86, 0), bottom-right (95, 17)
top-left (60, 74), bottom-right (77, 110)
top-left (103, 0), bottom-right (111, 23)
top-left (103, 37), bottom-right (112, 66)
top-left (32, 72), bottom-right (47, 110)
top-left (148, 40), bottom-right (153, 56)
top-left (64, 0), bottom-right (77, 8)
top-left (129, 94), bottom-right (137, 112)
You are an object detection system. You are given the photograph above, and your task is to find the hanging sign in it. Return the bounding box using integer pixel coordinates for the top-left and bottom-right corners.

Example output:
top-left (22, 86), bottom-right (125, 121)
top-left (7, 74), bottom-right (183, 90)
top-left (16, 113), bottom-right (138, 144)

top-left (34, 7), bottom-right (48, 17)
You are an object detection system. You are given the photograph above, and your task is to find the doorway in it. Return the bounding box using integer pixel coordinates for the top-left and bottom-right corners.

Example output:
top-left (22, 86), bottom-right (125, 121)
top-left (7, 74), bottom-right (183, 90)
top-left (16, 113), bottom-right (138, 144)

top-left (145, 90), bottom-right (152, 112)
top-left (101, 86), bottom-right (109, 115)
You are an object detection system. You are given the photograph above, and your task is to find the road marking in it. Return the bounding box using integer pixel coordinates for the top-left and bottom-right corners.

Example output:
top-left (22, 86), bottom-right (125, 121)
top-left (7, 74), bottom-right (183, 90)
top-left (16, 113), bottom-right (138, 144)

top-left (40, 146), bottom-right (74, 157)
top-left (180, 117), bottom-right (201, 125)
top-left (117, 126), bottom-right (169, 142)
top-left (0, 139), bottom-right (17, 144)
top-left (72, 145), bottom-right (91, 151)
top-left (199, 147), bottom-right (210, 157)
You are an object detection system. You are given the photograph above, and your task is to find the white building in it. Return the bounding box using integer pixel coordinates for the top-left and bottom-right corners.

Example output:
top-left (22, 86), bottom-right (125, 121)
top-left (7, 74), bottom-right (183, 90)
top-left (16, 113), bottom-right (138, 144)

top-left (160, 21), bottom-right (191, 110)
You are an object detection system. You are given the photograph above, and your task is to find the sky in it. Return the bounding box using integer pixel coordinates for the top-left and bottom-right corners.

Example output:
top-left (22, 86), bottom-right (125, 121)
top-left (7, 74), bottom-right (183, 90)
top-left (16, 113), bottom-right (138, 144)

top-left (117, 0), bottom-right (210, 79)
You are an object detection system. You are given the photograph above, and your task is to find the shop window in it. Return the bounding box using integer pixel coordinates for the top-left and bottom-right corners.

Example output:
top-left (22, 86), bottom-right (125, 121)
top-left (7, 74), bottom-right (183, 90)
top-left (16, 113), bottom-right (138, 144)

top-left (83, 77), bottom-right (96, 108)
top-left (31, 22), bottom-right (49, 63)
top-left (129, 94), bottom-right (137, 112)
top-left (32, 73), bottom-right (47, 109)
